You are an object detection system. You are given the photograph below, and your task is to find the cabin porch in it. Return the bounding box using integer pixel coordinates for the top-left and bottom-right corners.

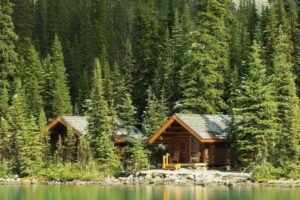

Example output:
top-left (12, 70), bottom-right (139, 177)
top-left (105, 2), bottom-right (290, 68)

top-left (151, 119), bottom-right (231, 169)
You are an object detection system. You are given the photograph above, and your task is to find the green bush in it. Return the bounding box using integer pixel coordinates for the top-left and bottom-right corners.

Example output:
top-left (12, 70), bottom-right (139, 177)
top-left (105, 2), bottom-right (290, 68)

top-left (39, 162), bottom-right (105, 181)
top-left (0, 160), bottom-right (12, 178)
top-left (250, 162), bottom-right (280, 181)
top-left (281, 162), bottom-right (300, 180)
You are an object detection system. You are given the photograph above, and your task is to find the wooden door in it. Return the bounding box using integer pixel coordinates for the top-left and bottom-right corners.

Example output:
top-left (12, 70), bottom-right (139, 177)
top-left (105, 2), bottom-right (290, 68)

top-left (175, 137), bottom-right (189, 163)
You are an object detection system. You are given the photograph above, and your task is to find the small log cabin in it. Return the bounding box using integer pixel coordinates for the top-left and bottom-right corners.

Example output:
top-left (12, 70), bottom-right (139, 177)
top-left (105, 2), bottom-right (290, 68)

top-left (47, 116), bottom-right (141, 153)
top-left (149, 113), bottom-right (232, 167)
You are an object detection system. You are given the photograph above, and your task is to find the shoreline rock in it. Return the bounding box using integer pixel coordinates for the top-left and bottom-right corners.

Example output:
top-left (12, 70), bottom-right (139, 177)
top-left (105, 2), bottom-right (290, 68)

top-left (0, 169), bottom-right (299, 187)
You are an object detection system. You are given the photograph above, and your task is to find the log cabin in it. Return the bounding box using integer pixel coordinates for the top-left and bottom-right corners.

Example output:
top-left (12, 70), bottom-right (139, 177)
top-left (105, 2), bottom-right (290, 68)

top-left (47, 116), bottom-right (141, 154)
top-left (149, 113), bottom-right (232, 168)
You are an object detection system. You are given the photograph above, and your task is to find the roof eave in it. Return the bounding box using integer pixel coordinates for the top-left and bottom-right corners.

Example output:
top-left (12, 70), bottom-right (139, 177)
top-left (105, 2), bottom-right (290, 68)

top-left (47, 116), bottom-right (81, 137)
top-left (148, 114), bottom-right (230, 144)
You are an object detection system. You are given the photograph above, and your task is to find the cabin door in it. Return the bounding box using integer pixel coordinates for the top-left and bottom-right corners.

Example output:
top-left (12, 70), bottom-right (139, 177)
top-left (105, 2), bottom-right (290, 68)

top-left (175, 137), bottom-right (189, 163)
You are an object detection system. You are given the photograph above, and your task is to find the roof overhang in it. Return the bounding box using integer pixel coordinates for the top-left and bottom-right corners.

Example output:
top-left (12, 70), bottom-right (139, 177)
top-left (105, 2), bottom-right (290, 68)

top-left (47, 116), bottom-right (81, 137)
top-left (148, 114), bottom-right (229, 144)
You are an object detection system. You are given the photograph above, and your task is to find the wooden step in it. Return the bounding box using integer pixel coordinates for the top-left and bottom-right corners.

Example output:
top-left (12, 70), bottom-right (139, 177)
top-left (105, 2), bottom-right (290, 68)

top-left (163, 163), bottom-right (181, 170)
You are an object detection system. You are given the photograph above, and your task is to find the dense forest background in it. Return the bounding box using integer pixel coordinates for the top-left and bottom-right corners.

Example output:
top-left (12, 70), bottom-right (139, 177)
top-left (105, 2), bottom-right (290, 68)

top-left (0, 0), bottom-right (300, 180)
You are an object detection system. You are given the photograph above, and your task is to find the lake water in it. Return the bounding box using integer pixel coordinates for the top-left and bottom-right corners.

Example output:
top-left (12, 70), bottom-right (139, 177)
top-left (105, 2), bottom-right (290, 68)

top-left (0, 185), bottom-right (299, 200)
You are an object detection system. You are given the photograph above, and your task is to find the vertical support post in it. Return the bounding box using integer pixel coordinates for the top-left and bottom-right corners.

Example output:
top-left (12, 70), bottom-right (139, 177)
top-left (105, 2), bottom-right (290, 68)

top-left (210, 144), bottom-right (215, 166)
top-left (189, 136), bottom-right (192, 163)
top-left (203, 147), bottom-right (209, 165)
top-left (162, 153), bottom-right (170, 169)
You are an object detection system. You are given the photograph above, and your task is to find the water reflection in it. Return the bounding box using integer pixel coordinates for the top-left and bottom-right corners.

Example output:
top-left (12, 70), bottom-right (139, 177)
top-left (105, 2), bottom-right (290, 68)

top-left (0, 185), bottom-right (299, 200)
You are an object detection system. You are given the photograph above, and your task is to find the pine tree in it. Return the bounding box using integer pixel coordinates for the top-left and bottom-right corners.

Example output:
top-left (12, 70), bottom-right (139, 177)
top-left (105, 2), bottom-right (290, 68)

top-left (154, 28), bottom-right (173, 102)
top-left (77, 70), bottom-right (89, 115)
top-left (142, 87), bottom-right (169, 136)
top-left (181, 2), bottom-right (193, 35)
top-left (117, 93), bottom-right (137, 132)
top-left (63, 126), bottom-right (76, 163)
top-left (9, 79), bottom-right (28, 173)
top-left (271, 27), bottom-right (300, 164)
top-left (87, 58), bottom-right (121, 173)
top-left (179, 0), bottom-right (230, 114)
top-left (169, 9), bottom-right (187, 108)
top-left (33, 0), bottom-right (48, 56)
top-left (132, 0), bottom-right (161, 113)
top-left (230, 42), bottom-right (278, 166)
top-left (18, 38), bottom-right (44, 119)
top-left (38, 110), bottom-right (51, 162)
top-left (0, 117), bottom-right (11, 161)
top-left (17, 115), bottom-right (43, 177)
top-left (47, 35), bottom-right (72, 119)
top-left (0, 86), bottom-right (9, 118)
top-left (111, 62), bottom-right (127, 107)
top-left (123, 39), bottom-right (136, 93)
top-left (102, 59), bottom-right (113, 106)
top-left (128, 136), bottom-right (148, 171)
top-left (78, 135), bottom-right (93, 166)
top-left (12, 0), bottom-right (34, 39)
top-left (0, 1), bottom-right (18, 89)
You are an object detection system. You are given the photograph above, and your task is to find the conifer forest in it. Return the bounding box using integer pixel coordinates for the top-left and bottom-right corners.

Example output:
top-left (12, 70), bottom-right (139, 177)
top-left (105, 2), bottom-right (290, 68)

top-left (0, 0), bottom-right (300, 180)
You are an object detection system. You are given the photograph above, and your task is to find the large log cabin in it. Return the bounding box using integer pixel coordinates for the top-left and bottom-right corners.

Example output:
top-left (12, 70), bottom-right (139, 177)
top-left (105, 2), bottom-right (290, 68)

top-left (149, 114), bottom-right (232, 167)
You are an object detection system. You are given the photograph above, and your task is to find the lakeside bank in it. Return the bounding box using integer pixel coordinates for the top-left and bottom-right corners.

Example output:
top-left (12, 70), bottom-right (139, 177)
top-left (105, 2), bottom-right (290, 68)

top-left (1, 169), bottom-right (300, 187)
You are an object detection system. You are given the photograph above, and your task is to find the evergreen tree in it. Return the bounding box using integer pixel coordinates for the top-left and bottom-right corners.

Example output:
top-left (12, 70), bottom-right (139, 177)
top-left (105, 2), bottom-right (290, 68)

top-left (47, 35), bottom-right (72, 119)
top-left (33, 0), bottom-right (48, 56)
top-left (123, 39), bottom-right (136, 93)
top-left (117, 93), bottom-right (137, 131)
top-left (38, 109), bottom-right (51, 162)
top-left (12, 0), bottom-right (34, 39)
top-left (18, 38), bottom-right (44, 119)
top-left (181, 2), bottom-right (193, 35)
top-left (63, 126), bottom-right (76, 163)
top-left (77, 70), bottom-right (89, 115)
top-left (87, 58), bottom-right (121, 173)
top-left (169, 9), bottom-right (187, 107)
top-left (0, 1), bottom-right (18, 89)
top-left (17, 115), bottom-right (43, 177)
top-left (179, 0), bottom-right (230, 114)
top-left (0, 87), bottom-right (9, 118)
top-left (78, 135), bottom-right (93, 166)
top-left (142, 87), bottom-right (169, 136)
top-left (102, 59), bottom-right (113, 106)
top-left (230, 42), bottom-right (278, 166)
top-left (111, 62), bottom-right (127, 107)
top-left (155, 29), bottom-right (173, 105)
top-left (9, 79), bottom-right (28, 173)
top-left (128, 136), bottom-right (149, 171)
top-left (132, 0), bottom-right (161, 114)
top-left (0, 117), bottom-right (11, 161)
top-left (271, 27), bottom-right (300, 164)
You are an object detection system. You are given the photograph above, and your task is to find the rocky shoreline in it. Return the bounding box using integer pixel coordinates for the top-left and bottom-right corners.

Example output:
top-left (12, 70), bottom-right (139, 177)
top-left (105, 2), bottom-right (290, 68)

top-left (1, 169), bottom-right (299, 187)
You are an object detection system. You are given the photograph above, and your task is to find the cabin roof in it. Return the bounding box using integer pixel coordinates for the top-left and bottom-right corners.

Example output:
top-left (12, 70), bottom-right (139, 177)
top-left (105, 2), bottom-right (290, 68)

top-left (60, 116), bottom-right (89, 135)
top-left (175, 113), bottom-right (229, 139)
top-left (149, 113), bottom-right (230, 144)
top-left (47, 116), bottom-right (141, 137)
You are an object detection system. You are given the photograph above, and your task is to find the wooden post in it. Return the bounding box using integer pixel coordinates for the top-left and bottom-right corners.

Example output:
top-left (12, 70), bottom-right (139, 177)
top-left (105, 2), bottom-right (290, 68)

top-left (209, 144), bottom-right (215, 166)
top-left (189, 136), bottom-right (192, 163)
top-left (162, 153), bottom-right (170, 169)
top-left (203, 147), bottom-right (209, 164)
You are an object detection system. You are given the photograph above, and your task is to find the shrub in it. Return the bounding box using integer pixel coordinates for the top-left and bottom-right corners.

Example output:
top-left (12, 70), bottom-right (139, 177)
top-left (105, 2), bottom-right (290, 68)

top-left (281, 162), bottom-right (300, 180)
top-left (250, 162), bottom-right (280, 181)
top-left (0, 159), bottom-right (12, 178)
top-left (39, 162), bottom-right (105, 181)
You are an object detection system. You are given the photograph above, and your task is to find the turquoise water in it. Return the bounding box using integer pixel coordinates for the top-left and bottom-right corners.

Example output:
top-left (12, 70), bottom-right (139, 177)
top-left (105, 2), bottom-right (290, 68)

top-left (0, 185), bottom-right (299, 200)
